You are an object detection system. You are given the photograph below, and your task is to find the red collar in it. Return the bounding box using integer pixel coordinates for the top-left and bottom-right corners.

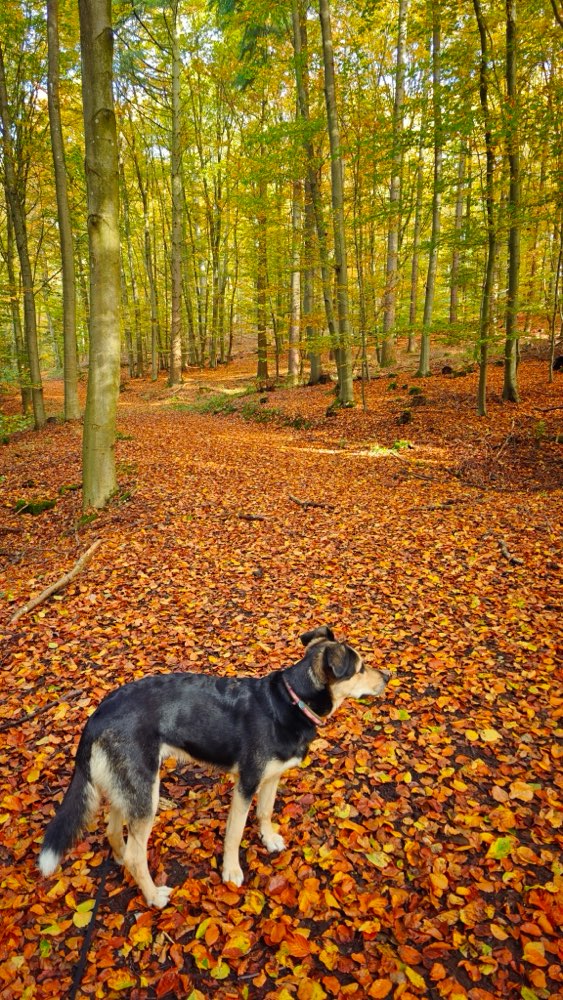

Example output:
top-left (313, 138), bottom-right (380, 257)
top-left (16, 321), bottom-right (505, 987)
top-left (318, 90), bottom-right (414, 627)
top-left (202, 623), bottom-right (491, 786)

top-left (283, 676), bottom-right (325, 726)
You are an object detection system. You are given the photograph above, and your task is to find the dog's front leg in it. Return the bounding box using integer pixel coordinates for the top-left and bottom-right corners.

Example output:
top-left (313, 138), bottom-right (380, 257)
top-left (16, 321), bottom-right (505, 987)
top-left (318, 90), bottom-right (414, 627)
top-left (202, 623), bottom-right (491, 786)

top-left (256, 776), bottom-right (285, 853)
top-left (222, 783), bottom-right (252, 886)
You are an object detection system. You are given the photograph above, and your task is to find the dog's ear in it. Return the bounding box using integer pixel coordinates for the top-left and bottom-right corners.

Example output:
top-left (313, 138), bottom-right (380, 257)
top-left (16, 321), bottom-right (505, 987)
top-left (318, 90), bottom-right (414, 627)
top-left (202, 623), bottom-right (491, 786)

top-left (300, 625), bottom-right (335, 646)
top-left (323, 642), bottom-right (357, 680)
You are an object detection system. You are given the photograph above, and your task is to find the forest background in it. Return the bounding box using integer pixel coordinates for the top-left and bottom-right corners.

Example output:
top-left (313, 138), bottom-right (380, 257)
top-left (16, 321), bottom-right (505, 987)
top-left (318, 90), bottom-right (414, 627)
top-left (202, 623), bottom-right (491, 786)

top-left (0, 0), bottom-right (562, 999)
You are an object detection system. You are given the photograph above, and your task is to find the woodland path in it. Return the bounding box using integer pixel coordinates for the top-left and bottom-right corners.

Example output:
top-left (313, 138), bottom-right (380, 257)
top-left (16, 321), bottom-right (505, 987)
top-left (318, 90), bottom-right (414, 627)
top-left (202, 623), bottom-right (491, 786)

top-left (0, 360), bottom-right (561, 999)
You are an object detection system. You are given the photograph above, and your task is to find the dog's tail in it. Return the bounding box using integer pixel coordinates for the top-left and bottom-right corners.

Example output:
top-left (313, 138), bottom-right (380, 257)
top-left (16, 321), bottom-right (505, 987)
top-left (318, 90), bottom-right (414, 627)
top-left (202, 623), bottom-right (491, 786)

top-left (38, 747), bottom-right (98, 877)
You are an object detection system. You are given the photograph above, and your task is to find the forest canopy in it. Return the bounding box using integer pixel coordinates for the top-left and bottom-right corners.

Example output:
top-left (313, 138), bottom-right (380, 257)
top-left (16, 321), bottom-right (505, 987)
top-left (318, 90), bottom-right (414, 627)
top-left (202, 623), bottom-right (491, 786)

top-left (0, 0), bottom-right (562, 426)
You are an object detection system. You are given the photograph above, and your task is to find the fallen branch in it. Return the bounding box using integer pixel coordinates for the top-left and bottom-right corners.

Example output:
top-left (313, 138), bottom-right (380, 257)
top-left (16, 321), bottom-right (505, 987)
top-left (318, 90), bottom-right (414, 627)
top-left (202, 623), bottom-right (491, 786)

top-left (9, 539), bottom-right (102, 624)
top-left (289, 494), bottom-right (334, 511)
top-left (498, 538), bottom-right (523, 566)
top-left (237, 513), bottom-right (267, 521)
top-left (0, 688), bottom-right (83, 733)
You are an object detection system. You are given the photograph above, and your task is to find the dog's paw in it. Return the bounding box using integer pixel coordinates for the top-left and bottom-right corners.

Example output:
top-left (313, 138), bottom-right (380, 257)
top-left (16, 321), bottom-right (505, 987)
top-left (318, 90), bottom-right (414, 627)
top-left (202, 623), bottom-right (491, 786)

top-left (262, 832), bottom-right (286, 853)
top-left (146, 884), bottom-right (172, 908)
top-left (222, 863), bottom-right (244, 887)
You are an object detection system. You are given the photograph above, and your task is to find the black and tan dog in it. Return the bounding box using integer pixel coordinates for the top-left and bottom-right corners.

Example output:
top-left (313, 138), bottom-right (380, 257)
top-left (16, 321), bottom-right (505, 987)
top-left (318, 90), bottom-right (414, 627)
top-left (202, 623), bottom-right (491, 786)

top-left (39, 626), bottom-right (390, 907)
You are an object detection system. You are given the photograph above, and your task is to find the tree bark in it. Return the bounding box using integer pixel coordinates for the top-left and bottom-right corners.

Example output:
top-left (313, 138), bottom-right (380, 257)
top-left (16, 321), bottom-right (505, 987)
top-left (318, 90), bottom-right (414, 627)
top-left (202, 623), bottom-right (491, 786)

top-left (288, 179), bottom-right (302, 385)
top-left (417, 9), bottom-right (442, 378)
top-left (169, 0), bottom-right (183, 385)
top-left (0, 43), bottom-right (46, 429)
top-left (318, 0), bottom-right (354, 405)
top-left (47, 0), bottom-right (80, 420)
top-left (473, 0), bottom-right (497, 416)
top-left (79, 0), bottom-right (121, 509)
top-left (381, 0), bottom-right (408, 367)
top-left (503, 0), bottom-right (520, 403)
top-left (292, 0), bottom-right (335, 380)
top-left (449, 143), bottom-right (467, 326)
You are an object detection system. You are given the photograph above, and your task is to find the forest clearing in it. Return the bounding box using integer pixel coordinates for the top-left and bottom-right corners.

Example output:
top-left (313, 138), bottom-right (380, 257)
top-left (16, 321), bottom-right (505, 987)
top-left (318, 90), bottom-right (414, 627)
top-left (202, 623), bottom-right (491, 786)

top-left (0, 357), bottom-right (561, 1000)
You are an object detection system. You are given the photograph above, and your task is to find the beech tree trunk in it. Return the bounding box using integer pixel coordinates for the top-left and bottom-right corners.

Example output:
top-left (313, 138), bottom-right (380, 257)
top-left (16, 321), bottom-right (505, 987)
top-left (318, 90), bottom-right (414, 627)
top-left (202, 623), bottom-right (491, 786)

top-left (0, 43), bottom-right (46, 429)
top-left (288, 179), bottom-right (302, 385)
top-left (450, 144), bottom-right (467, 326)
top-left (79, 0), bottom-right (121, 509)
top-left (169, 0), bottom-right (183, 384)
top-left (417, 9), bottom-right (442, 378)
top-left (473, 0), bottom-right (497, 416)
top-left (503, 0), bottom-right (520, 403)
top-left (292, 0), bottom-right (335, 381)
top-left (381, 0), bottom-right (408, 367)
top-left (318, 0), bottom-right (354, 405)
top-left (47, 0), bottom-right (80, 420)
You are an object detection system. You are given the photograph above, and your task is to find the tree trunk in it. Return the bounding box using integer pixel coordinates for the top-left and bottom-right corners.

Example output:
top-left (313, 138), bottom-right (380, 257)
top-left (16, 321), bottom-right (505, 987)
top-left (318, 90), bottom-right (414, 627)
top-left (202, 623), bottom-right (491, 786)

top-left (473, 0), bottom-right (497, 416)
top-left (417, 9), bottom-right (442, 378)
top-left (79, 0), bottom-right (121, 509)
top-left (318, 0), bottom-right (354, 405)
top-left (408, 108), bottom-right (426, 354)
top-left (450, 143), bottom-right (467, 326)
top-left (47, 0), bottom-right (80, 420)
top-left (0, 44), bottom-right (46, 429)
top-left (288, 179), bottom-right (302, 385)
top-left (381, 0), bottom-right (408, 367)
top-left (292, 1), bottom-right (336, 378)
top-left (169, 0), bottom-right (183, 385)
top-left (503, 0), bottom-right (520, 403)
top-left (3, 194), bottom-right (31, 413)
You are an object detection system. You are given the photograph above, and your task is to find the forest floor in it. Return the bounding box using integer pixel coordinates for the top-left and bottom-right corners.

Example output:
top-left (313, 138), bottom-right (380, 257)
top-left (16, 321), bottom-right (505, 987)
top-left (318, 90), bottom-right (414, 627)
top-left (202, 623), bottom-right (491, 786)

top-left (0, 358), bottom-right (561, 1000)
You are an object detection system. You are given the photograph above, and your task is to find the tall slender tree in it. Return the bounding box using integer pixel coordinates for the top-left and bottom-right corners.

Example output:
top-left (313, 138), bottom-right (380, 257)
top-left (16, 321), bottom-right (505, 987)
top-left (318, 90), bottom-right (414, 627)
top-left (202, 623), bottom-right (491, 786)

top-left (503, 0), bottom-right (520, 402)
top-left (417, 7), bottom-right (442, 378)
top-left (79, 0), bottom-right (121, 509)
top-left (0, 42), bottom-right (46, 429)
top-left (318, 0), bottom-right (354, 405)
top-left (473, 0), bottom-right (497, 416)
top-left (381, 0), bottom-right (408, 367)
top-left (47, 0), bottom-right (80, 420)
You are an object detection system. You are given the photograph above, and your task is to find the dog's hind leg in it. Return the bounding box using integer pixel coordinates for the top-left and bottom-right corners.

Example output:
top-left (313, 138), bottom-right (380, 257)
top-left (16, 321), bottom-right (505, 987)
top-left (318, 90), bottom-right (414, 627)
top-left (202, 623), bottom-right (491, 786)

top-left (106, 808), bottom-right (126, 865)
top-left (123, 776), bottom-right (172, 908)
top-left (256, 776), bottom-right (286, 853)
top-left (222, 783), bottom-right (252, 886)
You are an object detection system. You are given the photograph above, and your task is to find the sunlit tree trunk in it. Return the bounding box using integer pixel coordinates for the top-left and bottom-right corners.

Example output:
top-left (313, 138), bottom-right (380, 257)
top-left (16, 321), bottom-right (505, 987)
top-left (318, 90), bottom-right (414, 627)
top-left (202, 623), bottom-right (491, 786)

top-left (0, 44), bottom-right (46, 429)
top-left (382, 0), bottom-right (408, 367)
top-left (450, 144), bottom-right (467, 326)
top-left (169, 0), bottom-right (183, 385)
top-left (473, 0), bottom-right (497, 416)
top-left (408, 113), bottom-right (426, 354)
top-left (47, 0), bottom-right (80, 420)
top-left (318, 0), bottom-right (354, 405)
top-left (417, 9), bottom-right (442, 378)
top-left (503, 0), bottom-right (520, 403)
top-left (3, 196), bottom-right (31, 413)
top-left (79, 0), bottom-right (121, 509)
top-left (292, 0), bottom-right (335, 381)
top-left (288, 179), bottom-right (301, 385)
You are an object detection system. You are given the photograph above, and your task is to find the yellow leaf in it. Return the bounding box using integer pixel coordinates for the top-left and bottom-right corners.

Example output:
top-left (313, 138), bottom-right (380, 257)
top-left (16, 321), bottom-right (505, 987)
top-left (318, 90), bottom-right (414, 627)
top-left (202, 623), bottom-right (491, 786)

top-left (129, 924), bottom-right (152, 948)
top-left (209, 961), bottom-right (230, 980)
top-left (106, 972), bottom-right (137, 991)
top-left (72, 911), bottom-right (93, 929)
top-left (480, 728), bottom-right (502, 743)
top-left (465, 729), bottom-right (479, 741)
top-left (405, 966), bottom-right (426, 989)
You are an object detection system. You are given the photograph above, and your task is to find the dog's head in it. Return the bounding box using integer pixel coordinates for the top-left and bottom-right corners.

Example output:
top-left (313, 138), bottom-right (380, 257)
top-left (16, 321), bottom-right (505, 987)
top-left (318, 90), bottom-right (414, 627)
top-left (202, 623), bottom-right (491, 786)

top-left (300, 626), bottom-right (390, 710)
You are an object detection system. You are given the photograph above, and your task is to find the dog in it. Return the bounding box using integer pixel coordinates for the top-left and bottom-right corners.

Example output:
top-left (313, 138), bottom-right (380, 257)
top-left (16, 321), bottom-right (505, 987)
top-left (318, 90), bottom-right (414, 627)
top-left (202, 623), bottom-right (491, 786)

top-left (38, 626), bottom-right (390, 907)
